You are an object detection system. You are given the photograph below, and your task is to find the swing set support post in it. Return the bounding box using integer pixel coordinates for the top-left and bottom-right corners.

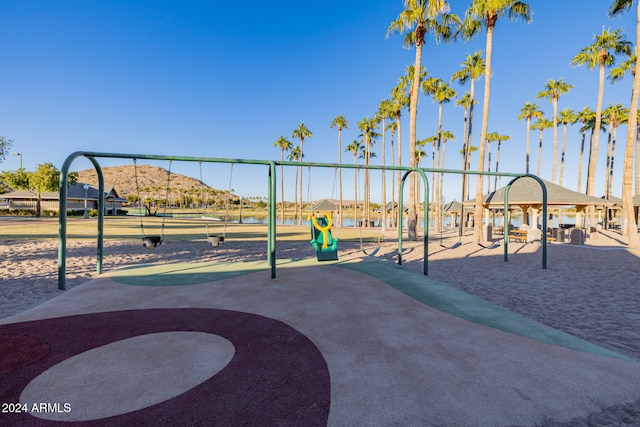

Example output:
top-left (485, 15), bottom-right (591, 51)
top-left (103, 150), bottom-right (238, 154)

top-left (59, 152), bottom-right (105, 290)
top-left (397, 168), bottom-right (430, 275)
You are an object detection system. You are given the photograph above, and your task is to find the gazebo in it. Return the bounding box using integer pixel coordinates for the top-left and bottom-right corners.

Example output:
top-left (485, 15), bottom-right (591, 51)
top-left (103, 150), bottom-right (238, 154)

top-left (465, 178), bottom-right (615, 238)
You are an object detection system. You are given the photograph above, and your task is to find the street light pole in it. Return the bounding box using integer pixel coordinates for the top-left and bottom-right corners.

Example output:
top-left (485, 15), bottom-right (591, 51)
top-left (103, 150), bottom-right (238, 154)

top-left (11, 152), bottom-right (22, 169)
top-left (83, 184), bottom-right (89, 218)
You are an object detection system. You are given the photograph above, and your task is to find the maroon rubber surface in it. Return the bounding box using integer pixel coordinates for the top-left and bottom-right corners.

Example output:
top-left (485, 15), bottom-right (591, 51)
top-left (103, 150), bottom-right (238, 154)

top-left (0, 308), bottom-right (330, 426)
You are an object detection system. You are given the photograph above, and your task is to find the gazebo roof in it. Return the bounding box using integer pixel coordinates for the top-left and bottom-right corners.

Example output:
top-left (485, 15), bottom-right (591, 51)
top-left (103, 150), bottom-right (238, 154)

top-left (309, 199), bottom-right (339, 211)
top-left (464, 178), bottom-right (615, 208)
top-left (443, 200), bottom-right (462, 213)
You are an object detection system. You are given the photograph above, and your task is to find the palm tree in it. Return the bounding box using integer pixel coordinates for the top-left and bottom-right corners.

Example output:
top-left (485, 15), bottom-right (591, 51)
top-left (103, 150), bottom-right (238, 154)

top-left (377, 100), bottom-right (395, 230)
top-left (462, 0), bottom-right (532, 241)
top-left (493, 133), bottom-right (509, 191)
top-left (517, 102), bottom-right (543, 174)
top-left (576, 107), bottom-right (596, 192)
top-left (390, 76), bottom-right (410, 228)
top-left (415, 140), bottom-right (428, 221)
top-left (536, 79), bottom-right (574, 184)
top-left (330, 115), bottom-right (348, 226)
top-left (609, 53), bottom-right (640, 199)
top-left (287, 146), bottom-right (302, 223)
top-left (292, 123), bottom-right (312, 225)
top-left (607, 2), bottom-right (639, 242)
top-left (603, 103), bottom-right (629, 200)
top-left (557, 108), bottom-right (577, 187)
top-left (571, 27), bottom-right (631, 227)
top-left (357, 117), bottom-right (380, 227)
top-left (387, 120), bottom-right (398, 227)
top-left (345, 140), bottom-right (363, 227)
top-left (452, 52), bottom-right (485, 228)
top-left (424, 77), bottom-right (456, 230)
top-left (273, 135), bottom-right (292, 224)
top-left (531, 117), bottom-right (553, 177)
top-left (388, 0), bottom-right (460, 240)
top-left (485, 131), bottom-right (499, 190)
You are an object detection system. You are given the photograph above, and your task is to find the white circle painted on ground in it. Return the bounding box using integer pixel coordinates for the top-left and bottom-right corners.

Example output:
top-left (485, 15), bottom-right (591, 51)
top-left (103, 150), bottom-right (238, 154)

top-left (20, 331), bottom-right (235, 421)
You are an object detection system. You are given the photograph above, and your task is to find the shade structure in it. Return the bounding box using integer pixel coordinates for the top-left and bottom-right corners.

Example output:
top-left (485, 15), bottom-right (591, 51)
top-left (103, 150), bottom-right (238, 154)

top-left (464, 178), bottom-right (615, 209)
top-left (309, 199), bottom-right (339, 212)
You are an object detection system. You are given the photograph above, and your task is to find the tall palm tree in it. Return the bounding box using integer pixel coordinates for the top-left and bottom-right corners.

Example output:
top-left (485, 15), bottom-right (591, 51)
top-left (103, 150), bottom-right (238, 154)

top-left (462, 0), bottom-right (532, 241)
top-left (415, 140), bottom-right (428, 221)
top-left (330, 115), bottom-right (348, 226)
top-left (287, 146), bottom-right (302, 223)
top-left (557, 108), bottom-right (577, 187)
top-left (292, 123), bottom-right (312, 225)
top-left (387, 120), bottom-right (398, 227)
top-left (536, 78), bottom-right (574, 184)
top-left (273, 135), bottom-right (292, 224)
top-left (609, 53), bottom-right (640, 199)
top-left (388, 0), bottom-right (460, 240)
top-left (390, 76), bottom-right (410, 228)
top-left (493, 133), bottom-right (509, 191)
top-left (377, 100), bottom-right (395, 230)
top-left (345, 140), bottom-right (363, 227)
top-left (517, 102), bottom-right (543, 174)
top-left (607, 1), bottom-right (639, 242)
top-left (357, 117), bottom-right (380, 227)
top-left (571, 27), bottom-right (631, 227)
top-left (424, 77), bottom-right (457, 230)
top-left (485, 131), bottom-right (498, 190)
top-left (603, 103), bottom-right (629, 199)
top-left (452, 52), bottom-right (485, 229)
top-left (576, 107), bottom-right (596, 192)
top-left (531, 117), bottom-right (553, 177)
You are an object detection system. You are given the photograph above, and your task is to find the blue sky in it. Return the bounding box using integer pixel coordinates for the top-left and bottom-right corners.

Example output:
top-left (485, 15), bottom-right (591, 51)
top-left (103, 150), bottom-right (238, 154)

top-left (1, 1), bottom-right (637, 203)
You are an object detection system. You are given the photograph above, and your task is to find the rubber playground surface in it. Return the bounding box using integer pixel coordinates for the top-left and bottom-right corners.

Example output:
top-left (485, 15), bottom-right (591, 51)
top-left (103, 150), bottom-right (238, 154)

top-left (1, 256), bottom-right (640, 426)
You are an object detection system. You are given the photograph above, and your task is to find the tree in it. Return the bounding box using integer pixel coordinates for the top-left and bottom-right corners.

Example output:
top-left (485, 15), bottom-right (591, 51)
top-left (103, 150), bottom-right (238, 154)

top-left (345, 140), bottom-right (363, 227)
top-left (292, 123), bottom-right (312, 225)
top-left (608, 0), bottom-right (639, 242)
top-left (273, 135), bottom-right (293, 224)
top-left (517, 102), bottom-right (543, 174)
top-left (576, 107), bottom-right (596, 192)
top-left (536, 78), bottom-right (574, 184)
top-left (492, 133), bottom-right (510, 191)
top-left (390, 75), bottom-right (410, 228)
top-left (485, 131), bottom-right (499, 190)
top-left (330, 115), bottom-right (348, 227)
top-left (557, 108), bottom-right (577, 187)
top-left (571, 27), bottom-right (631, 227)
top-left (388, 0), bottom-right (460, 240)
top-left (287, 146), bottom-right (302, 223)
top-left (357, 117), bottom-right (380, 227)
top-left (452, 51), bottom-right (485, 229)
top-left (531, 116), bottom-right (552, 177)
top-left (376, 100), bottom-right (394, 230)
top-left (603, 103), bottom-right (628, 201)
top-left (462, 0), bottom-right (532, 241)
top-left (0, 137), bottom-right (14, 164)
top-left (424, 77), bottom-right (456, 230)
top-left (2, 163), bottom-right (77, 217)
top-left (387, 120), bottom-right (399, 227)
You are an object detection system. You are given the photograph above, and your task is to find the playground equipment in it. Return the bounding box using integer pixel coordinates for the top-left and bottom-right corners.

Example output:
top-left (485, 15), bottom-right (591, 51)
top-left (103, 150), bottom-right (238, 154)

top-left (308, 212), bottom-right (338, 261)
top-left (199, 162), bottom-right (234, 247)
top-left (57, 151), bottom-right (549, 290)
top-left (133, 159), bottom-right (173, 249)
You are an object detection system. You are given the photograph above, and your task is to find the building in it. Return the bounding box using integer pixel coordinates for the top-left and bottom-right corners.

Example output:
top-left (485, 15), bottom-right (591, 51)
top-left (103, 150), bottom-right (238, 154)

top-left (0, 183), bottom-right (126, 215)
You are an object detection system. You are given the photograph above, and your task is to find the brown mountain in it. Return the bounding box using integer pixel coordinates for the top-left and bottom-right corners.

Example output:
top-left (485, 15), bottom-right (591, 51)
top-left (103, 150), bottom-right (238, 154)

top-left (75, 164), bottom-right (217, 198)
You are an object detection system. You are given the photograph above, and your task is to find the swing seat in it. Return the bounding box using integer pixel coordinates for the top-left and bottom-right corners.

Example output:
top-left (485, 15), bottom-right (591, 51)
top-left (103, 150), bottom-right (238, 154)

top-left (207, 234), bottom-right (224, 247)
top-left (478, 241), bottom-right (500, 249)
top-left (142, 236), bottom-right (163, 249)
top-left (360, 246), bottom-right (380, 257)
top-left (439, 241), bottom-right (462, 250)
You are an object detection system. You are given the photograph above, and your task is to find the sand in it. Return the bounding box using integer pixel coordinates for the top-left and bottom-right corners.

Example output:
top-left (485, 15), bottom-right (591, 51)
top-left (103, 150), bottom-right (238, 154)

top-left (2, 227), bottom-right (640, 424)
